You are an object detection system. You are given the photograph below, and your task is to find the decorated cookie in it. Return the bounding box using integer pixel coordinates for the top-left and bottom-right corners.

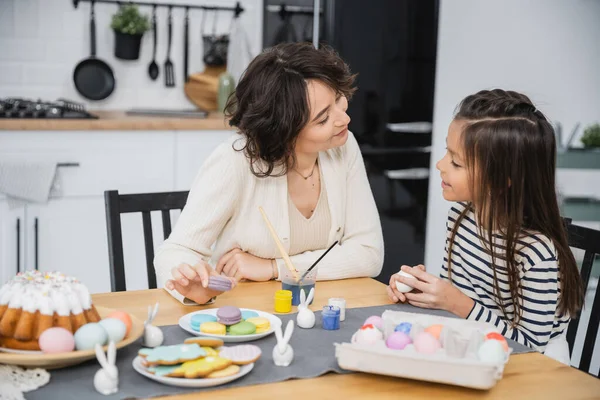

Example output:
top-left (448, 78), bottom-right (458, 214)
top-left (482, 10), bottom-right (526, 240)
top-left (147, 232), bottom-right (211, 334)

top-left (241, 310), bottom-right (260, 320)
top-left (246, 317), bottom-right (271, 333)
top-left (219, 345), bottom-right (262, 365)
top-left (138, 344), bottom-right (206, 366)
top-left (190, 314), bottom-right (218, 331)
top-left (217, 306), bottom-right (242, 326)
top-left (202, 346), bottom-right (219, 357)
top-left (147, 364), bottom-right (181, 377)
top-left (200, 321), bottom-right (227, 335)
top-left (229, 321), bottom-right (257, 336)
top-left (206, 364), bottom-right (241, 378)
top-left (184, 337), bottom-right (225, 348)
top-left (169, 356), bottom-right (233, 378)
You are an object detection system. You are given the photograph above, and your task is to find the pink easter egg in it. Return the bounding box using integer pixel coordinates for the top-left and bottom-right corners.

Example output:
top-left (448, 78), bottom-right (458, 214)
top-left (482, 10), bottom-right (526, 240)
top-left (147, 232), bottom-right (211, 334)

top-left (386, 331), bottom-right (412, 350)
top-left (363, 315), bottom-right (384, 331)
top-left (39, 327), bottom-right (75, 354)
top-left (413, 332), bottom-right (441, 354)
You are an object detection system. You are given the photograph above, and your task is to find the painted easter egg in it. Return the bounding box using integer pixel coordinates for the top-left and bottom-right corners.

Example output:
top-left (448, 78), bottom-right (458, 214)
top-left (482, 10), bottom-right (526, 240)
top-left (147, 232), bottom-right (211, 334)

top-left (74, 323), bottom-right (108, 351)
top-left (485, 332), bottom-right (509, 352)
top-left (363, 316), bottom-right (384, 331)
top-left (107, 310), bottom-right (133, 336)
top-left (424, 324), bottom-right (444, 340)
top-left (394, 322), bottom-right (412, 335)
top-left (413, 332), bottom-right (441, 354)
top-left (478, 339), bottom-right (507, 363)
top-left (99, 318), bottom-right (127, 343)
top-left (386, 331), bottom-right (412, 350)
top-left (39, 327), bottom-right (75, 354)
top-left (352, 324), bottom-right (384, 345)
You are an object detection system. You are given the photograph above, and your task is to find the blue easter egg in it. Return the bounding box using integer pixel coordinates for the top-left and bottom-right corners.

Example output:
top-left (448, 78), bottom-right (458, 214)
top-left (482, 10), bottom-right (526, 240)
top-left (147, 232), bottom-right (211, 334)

top-left (74, 323), bottom-right (108, 350)
top-left (395, 322), bottom-right (412, 335)
top-left (98, 318), bottom-right (127, 343)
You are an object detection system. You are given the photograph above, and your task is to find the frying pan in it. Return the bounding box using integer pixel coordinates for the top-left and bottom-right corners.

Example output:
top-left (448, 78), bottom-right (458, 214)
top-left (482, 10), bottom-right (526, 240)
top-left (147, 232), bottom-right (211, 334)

top-left (73, 0), bottom-right (115, 101)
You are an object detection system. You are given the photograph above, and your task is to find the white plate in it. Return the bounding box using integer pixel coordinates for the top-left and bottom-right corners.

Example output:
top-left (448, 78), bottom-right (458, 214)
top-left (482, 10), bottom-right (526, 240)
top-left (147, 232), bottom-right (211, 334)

top-left (0, 347), bottom-right (42, 355)
top-left (132, 356), bottom-right (254, 388)
top-left (178, 308), bottom-right (282, 343)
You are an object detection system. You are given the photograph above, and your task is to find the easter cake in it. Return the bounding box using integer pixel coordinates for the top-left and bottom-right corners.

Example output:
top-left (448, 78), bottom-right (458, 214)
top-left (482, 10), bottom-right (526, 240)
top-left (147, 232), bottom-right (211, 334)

top-left (0, 270), bottom-right (101, 350)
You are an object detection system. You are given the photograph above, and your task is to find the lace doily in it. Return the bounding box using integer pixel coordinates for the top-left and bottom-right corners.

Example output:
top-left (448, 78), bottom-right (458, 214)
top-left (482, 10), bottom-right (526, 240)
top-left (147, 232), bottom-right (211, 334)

top-left (0, 365), bottom-right (50, 400)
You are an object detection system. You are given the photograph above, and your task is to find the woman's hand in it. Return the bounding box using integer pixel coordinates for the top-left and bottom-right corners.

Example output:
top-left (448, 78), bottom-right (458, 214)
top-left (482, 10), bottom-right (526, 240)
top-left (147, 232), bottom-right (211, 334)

top-left (387, 264), bottom-right (425, 303)
top-left (216, 248), bottom-right (274, 282)
top-left (165, 261), bottom-right (236, 305)
top-left (396, 265), bottom-right (474, 317)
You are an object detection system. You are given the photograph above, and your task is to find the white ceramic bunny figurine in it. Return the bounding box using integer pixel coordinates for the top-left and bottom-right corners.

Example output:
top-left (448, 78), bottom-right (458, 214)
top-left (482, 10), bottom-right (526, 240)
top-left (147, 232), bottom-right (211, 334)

top-left (94, 341), bottom-right (118, 395)
top-left (143, 302), bottom-right (164, 348)
top-left (272, 320), bottom-right (294, 367)
top-left (296, 287), bottom-right (315, 329)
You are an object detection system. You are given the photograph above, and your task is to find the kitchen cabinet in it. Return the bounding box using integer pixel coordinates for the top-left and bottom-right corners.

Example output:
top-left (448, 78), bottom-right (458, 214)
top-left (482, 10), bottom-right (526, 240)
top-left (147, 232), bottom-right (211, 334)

top-left (0, 129), bottom-right (234, 292)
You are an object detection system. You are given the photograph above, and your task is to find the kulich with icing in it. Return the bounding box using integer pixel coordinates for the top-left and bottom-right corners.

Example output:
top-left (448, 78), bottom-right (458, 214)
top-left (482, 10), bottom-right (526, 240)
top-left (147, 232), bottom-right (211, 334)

top-left (0, 270), bottom-right (101, 350)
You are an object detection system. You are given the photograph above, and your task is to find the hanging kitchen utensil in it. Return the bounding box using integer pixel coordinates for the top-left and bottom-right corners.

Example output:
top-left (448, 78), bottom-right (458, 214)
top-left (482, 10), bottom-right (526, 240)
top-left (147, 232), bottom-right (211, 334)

top-left (148, 5), bottom-right (159, 81)
top-left (272, 5), bottom-right (297, 45)
top-left (203, 10), bottom-right (229, 67)
top-left (184, 9), bottom-right (224, 111)
top-left (183, 7), bottom-right (189, 82)
top-left (73, 0), bottom-right (115, 100)
top-left (164, 6), bottom-right (175, 87)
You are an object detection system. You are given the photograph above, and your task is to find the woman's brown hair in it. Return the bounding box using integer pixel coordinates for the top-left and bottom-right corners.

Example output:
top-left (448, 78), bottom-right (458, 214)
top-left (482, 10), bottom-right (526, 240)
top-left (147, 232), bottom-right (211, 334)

top-left (446, 89), bottom-right (583, 325)
top-left (224, 42), bottom-right (356, 177)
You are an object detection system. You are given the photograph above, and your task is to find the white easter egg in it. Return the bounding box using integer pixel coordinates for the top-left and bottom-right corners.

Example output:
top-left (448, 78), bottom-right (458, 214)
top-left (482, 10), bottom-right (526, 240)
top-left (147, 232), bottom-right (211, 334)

top-left (477, 339), bottom-right (507, 363)
top-left (395, 270), bottom-right (416, 293)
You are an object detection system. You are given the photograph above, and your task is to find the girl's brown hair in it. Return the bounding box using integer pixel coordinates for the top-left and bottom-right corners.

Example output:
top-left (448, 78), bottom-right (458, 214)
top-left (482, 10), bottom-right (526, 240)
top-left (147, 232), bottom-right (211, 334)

top-left (446, 89), bottom-right (583, 325)
top-left (224, 42), bottom-right (356, 177)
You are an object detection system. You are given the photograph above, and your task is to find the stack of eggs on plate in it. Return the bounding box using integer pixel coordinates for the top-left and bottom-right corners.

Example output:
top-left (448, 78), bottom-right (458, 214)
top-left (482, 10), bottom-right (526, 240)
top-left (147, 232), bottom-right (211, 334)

top-left (40, 310), bottom-right (133, 353)
top-left (139, 338), bottom-right (262, 379)
top-left (191, 306), bottom-right (271, 336)
top-left (351, 315), bottom-right (509, 363)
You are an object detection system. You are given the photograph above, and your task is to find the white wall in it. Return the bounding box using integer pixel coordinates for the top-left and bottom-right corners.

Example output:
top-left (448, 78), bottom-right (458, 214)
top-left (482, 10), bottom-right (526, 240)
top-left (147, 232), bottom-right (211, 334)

top-left (426, 0), bottom-right (600, 276)
top-left (0, 0), bottom-right (262, 109)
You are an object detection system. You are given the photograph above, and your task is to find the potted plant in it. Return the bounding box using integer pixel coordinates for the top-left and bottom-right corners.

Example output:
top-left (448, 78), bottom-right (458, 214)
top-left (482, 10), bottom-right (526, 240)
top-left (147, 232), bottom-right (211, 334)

top-left (581, 123), bottom-right (600, 149)
top-left (111, 4), bottom-right (150, 61)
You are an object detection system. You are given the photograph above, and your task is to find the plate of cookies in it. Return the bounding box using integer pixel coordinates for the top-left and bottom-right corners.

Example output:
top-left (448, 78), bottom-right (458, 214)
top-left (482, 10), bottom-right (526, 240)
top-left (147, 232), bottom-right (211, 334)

top-left (178, 306), bottom-right (281, 343)
top-left (133, 337), bottom-right (262, 388)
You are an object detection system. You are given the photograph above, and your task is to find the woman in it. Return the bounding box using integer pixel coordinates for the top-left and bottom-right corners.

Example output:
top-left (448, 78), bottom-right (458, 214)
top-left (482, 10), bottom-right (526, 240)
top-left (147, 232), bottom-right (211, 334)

top-left (154, 42), bottom-right (384, 305)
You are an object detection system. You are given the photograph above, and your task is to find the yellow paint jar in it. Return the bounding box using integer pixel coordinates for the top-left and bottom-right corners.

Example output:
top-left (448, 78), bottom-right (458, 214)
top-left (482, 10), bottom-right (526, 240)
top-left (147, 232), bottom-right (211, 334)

top-left (274, 290), bottom-right (292, 313)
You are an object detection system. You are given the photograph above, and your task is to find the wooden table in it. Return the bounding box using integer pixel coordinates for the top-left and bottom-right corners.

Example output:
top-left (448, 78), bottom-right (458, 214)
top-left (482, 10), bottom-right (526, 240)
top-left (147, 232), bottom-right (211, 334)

top-left (92, 278), bottom-right (600, 399)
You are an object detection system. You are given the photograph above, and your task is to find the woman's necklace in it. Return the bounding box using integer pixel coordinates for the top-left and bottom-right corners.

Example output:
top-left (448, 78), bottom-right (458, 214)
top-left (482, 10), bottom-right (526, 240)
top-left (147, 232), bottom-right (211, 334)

top-left (294, 161), bottom-right (317, 180)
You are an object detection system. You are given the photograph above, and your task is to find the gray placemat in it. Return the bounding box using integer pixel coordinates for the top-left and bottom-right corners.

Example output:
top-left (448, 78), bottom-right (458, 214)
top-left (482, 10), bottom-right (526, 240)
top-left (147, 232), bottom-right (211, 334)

top-left (26, 304), bottom-right (533, 400)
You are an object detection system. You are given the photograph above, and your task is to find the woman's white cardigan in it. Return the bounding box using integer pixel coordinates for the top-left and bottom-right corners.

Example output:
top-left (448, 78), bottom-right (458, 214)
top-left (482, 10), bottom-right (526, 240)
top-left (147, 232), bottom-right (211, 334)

top-left (154, 131), bottom-right (384, 304)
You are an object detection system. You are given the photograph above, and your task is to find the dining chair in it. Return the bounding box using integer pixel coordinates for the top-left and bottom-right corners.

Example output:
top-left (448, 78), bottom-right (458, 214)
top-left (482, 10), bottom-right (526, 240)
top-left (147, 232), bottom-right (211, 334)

top-left (104, 190), bottom-right (189, 292)
top-left (564, 219), bottom-right (600, 377)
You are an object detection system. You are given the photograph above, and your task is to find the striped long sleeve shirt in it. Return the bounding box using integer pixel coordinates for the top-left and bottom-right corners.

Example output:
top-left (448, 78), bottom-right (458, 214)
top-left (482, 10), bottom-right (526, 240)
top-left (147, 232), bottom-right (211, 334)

top-left (441, 203), bottom-right (570, 353)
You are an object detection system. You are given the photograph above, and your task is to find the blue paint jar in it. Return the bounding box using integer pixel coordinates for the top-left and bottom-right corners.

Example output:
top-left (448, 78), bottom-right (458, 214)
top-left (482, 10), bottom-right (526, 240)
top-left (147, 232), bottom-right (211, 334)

top-left (322, 305), bottom-right (341, 330)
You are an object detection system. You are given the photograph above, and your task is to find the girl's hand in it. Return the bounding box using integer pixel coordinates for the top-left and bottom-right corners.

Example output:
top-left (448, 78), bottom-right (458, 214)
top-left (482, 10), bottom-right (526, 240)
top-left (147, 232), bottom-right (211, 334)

top-left (386, 264), bottom-right (426, 303)
top-left (216, 248), bottom-right (274, 282)
top-left (165, 261), bottom-right (236, 304)
top-left (397, 265), bottom-right (474, 317)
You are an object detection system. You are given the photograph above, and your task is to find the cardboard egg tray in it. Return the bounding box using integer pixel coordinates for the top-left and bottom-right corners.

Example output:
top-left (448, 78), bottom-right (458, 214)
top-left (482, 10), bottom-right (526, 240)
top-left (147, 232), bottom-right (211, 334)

top-left (334, 310), bottom-right (512, 390)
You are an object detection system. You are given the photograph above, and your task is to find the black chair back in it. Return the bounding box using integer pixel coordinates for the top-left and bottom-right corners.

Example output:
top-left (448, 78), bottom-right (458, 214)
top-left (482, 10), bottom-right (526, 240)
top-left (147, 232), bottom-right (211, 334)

top-left (104, 190), bottom-right (189, 292)
top-left (564, 220), bottom-right (600, 376)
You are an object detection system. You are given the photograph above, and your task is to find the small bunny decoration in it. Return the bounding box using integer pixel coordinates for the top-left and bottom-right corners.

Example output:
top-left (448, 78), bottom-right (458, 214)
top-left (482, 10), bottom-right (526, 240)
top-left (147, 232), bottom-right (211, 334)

top-left (94, 341), bottom-right (118, 395)
top-left (143, 302), bottom-right (164, 348)
top-left (272, 320), bottom-right (294, 367)
top-left (296, 287), bottom-right (315, 329)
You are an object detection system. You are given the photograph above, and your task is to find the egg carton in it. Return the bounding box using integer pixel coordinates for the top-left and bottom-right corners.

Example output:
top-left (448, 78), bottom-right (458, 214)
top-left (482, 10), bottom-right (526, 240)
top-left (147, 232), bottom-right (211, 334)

top-left (334, 310), bottom-right (512, 390)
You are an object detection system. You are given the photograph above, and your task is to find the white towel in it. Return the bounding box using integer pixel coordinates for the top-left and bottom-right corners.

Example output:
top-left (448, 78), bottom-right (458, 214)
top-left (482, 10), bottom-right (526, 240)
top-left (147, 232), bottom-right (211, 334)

top-left (0, 162), bottom-right (59, 208)
top-left (227, 18), bottom-right (255, 85)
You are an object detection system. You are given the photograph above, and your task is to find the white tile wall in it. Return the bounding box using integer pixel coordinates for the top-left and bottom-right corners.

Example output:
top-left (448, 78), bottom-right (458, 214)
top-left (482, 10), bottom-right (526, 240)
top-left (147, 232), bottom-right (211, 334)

top-left (0, 0), bottom-right (263, 109)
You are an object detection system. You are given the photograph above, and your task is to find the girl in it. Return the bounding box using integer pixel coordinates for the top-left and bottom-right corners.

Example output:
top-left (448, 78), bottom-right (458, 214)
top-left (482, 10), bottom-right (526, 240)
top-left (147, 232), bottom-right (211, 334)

top-left (155, 42), bottom-right (384, 306)
top-left (387, 89), bottom-right (583, 362)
